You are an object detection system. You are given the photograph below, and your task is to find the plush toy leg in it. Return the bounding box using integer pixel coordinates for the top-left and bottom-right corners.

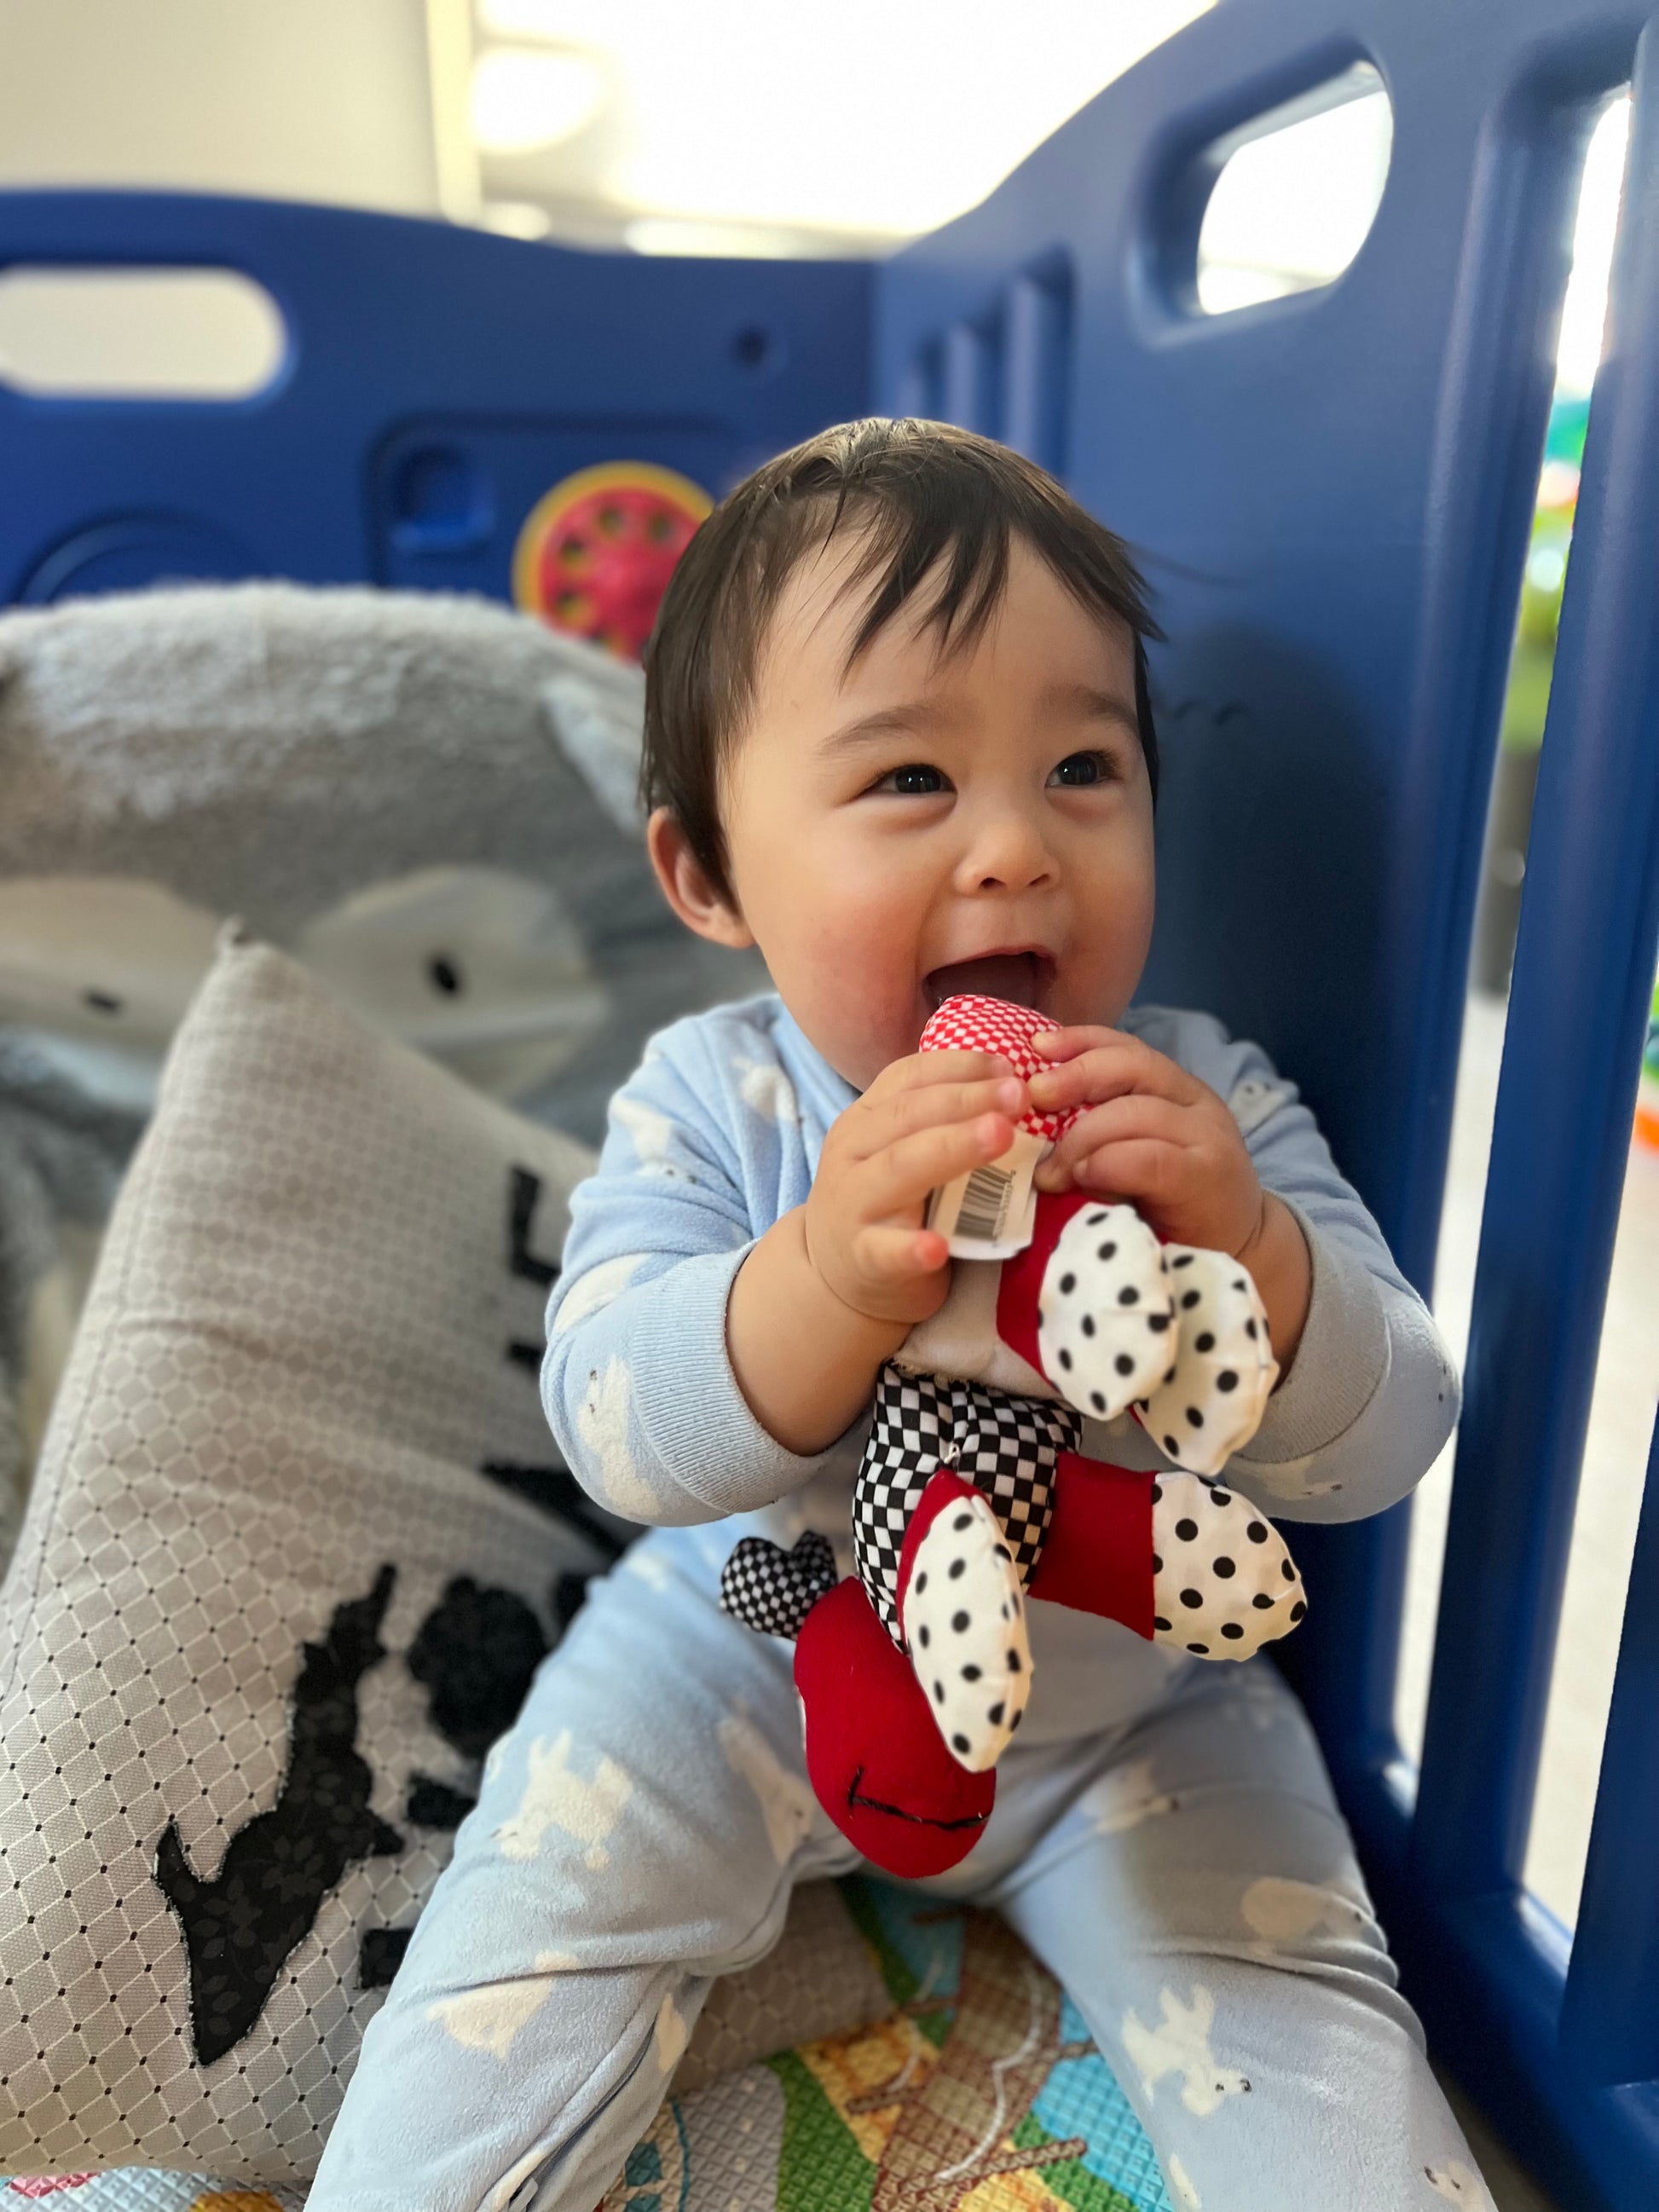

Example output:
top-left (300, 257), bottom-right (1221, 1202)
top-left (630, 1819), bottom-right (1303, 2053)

top-left (1024, 1450), bottom-right (1155, 1637)
top-left (794, 1574), bottom-right (994, 1878)
top-left (896, 1469), bottom-right (1032, 1772)
top-left (1024, 1453), bottom-right (1307, 1661)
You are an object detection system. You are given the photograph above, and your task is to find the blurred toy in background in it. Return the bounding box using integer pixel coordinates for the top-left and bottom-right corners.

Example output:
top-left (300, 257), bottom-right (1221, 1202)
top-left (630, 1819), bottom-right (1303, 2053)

top-left (513, 460), bottom-right (711, 661)
top-left (1470, 396), bottom-right (1587, 996)
top-left (1635, 977), bottom-right (1659, 1152)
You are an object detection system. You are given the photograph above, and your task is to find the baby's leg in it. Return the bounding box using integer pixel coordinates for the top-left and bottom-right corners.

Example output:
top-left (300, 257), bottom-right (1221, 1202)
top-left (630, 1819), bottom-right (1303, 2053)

top-left (981, 1662), bottom-right (1491, 2211)
top-left (309, 1530), bottom-right (852, 2212)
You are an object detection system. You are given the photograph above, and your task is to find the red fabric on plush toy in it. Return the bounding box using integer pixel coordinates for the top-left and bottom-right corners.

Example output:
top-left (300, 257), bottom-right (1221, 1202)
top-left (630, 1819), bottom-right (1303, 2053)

top-left (720, 996), bottom-right (1307, 1876)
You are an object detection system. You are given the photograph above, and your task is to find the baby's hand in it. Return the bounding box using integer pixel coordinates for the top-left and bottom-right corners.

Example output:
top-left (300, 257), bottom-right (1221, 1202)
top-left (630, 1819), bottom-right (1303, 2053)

top-left (1027, 1025), bottom-right (1267, 1256)
top-left (806, 1051), bottom-right (1026, 1326)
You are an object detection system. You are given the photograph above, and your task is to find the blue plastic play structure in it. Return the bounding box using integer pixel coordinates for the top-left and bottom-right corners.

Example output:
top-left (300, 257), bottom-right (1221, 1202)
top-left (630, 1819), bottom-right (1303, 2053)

top-left (5, 0), bottom-right (1659, 2201)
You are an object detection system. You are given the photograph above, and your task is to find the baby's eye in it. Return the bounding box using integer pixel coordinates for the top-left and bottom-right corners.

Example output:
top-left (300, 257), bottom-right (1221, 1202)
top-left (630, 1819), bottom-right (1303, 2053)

top-left (877, 762), bottom-right (950, 796)
top-left (1049, 750), bottom-right (1113, 788)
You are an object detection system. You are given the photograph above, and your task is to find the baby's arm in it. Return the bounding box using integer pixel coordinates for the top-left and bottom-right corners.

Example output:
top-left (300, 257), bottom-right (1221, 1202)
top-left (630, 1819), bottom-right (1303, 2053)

top-left (541, 1025), bottom-right (1023, 1518)
top-left (1137, 1010), bottom-right (1459, 1522)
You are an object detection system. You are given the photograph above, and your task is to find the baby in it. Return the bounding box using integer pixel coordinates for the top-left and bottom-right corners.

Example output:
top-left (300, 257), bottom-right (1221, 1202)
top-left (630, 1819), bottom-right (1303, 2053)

top-left (310, 420), bottom-right (1486, 2212)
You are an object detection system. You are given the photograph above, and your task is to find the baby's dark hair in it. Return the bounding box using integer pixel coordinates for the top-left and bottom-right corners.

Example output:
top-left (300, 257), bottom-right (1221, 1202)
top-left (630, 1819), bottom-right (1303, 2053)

top-left (641, 417), bottom-right (1162, 904)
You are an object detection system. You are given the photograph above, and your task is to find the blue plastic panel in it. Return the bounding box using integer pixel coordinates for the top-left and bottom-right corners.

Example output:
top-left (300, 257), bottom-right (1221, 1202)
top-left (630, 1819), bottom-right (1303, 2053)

top-left (0, 192), bottom-right (870, 607)
top-left (876, 3), bottom-right (1659, 2205)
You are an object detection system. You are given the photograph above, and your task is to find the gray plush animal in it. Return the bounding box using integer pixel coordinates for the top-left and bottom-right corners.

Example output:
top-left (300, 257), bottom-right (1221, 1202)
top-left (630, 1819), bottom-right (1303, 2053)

top-left (0, 582), bottom-right (761, 1559)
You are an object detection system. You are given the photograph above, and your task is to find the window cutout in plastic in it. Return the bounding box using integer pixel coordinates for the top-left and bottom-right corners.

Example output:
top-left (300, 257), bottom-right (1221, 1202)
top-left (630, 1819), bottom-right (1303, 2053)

top-left (0, 269), bottom-right (286, 399)
top-left (1193, 63), bottom-right (1392, 315)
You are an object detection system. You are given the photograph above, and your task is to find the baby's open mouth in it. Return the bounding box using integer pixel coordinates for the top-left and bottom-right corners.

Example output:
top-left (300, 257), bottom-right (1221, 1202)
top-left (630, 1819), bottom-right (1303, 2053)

top-left (923, 950), bottom-right (1055, 1014)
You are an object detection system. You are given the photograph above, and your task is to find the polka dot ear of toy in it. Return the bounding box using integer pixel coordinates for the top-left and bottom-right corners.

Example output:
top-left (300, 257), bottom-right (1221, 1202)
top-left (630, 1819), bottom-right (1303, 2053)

top-left (512, 461), bottom-right (712, 661)
top-left (917, 995), bottom-right (1075, 1144)
top-left (1148, 1471), bottom-right (1306, 1657)
top-left (1138, 1245), bottom-right (1278, 1476)
top-left (1037, 1201), bottom-right (1175, 1422)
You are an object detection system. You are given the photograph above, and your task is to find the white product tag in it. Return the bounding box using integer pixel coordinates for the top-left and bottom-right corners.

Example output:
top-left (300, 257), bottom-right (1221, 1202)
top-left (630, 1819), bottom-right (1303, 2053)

top-left (925, 1127), bottom-right (1048, 1261)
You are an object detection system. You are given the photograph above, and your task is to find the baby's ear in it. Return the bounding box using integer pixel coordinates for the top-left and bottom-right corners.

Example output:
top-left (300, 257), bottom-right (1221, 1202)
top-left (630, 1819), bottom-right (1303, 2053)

top-left (645, 808), bottom-right (754, 950)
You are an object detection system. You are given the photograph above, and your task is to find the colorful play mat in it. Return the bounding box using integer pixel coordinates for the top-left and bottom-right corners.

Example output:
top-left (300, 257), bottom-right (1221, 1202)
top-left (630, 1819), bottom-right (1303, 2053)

top-left (3, 1880), bottom-right (1172, 2212)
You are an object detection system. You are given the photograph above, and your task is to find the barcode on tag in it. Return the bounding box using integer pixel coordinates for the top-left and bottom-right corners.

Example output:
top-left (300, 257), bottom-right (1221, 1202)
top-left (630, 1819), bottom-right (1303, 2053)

top-left (955, 1164), bottom-right (1014, 1244)
top-left (925, 1126), bottom-right (1046, 1260)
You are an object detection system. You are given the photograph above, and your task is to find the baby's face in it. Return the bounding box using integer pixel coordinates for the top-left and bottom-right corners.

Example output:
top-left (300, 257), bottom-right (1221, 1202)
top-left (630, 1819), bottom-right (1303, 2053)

top-left (714, 533), bottom-right (1154, 1092)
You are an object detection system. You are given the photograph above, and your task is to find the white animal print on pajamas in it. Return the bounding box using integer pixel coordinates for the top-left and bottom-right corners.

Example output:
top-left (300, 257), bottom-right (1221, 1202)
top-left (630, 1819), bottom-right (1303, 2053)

top-left (427, 1952), bottom-right (579, 2060)
top-left (494, 1730), bottom-right (632, 1868)
top-left (575, 1356), bottom-right (656, 1518)
top-left (1122, 1985), bottom-right (1251, 2117)
top-left (1425, 2159), bottom-right (1499, 2209)
top-left (717, 1709), bottom-right (817, 1863)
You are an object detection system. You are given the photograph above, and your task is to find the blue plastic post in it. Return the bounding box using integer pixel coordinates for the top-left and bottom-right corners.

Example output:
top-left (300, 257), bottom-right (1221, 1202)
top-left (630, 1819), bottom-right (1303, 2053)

top-left (1411, 32), bottom-right (1659, 1903)
top-left (1561, 1400), bottom-right (1659, 2082)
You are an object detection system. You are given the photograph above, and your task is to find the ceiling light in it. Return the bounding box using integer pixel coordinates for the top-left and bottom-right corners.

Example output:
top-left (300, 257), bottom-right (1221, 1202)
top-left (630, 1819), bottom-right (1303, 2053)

top-left (470, 46), bottom-right (604, 156)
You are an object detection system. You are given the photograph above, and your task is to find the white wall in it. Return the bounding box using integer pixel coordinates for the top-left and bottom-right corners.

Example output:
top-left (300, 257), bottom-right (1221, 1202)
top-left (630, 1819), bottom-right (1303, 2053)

top-left (0, 0), bottom-right (441, 214)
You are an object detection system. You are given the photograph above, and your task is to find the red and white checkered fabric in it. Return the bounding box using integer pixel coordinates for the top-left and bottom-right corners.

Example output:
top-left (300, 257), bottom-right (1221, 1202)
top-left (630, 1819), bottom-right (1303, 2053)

top-left (918, 995), bottom-right (1076, 1141)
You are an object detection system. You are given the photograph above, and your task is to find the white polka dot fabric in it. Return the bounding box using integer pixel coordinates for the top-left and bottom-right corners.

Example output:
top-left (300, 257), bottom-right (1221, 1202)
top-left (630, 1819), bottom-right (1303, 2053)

top-left (1141, 1246), bottom-right (1278, 1477)
top-left (900, 1487), bottom-right (1031, 1770)
top-left (0, 939), bottom-right (608, 2186)
top-left (1036, 1204), bottom-right (1176, 1421)
top-left (1148, 1474), bottom-right (1306, 1657)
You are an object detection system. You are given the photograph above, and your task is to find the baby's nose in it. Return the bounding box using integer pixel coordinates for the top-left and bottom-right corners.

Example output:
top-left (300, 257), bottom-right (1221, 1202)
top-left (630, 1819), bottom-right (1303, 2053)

top-left (957, 808), bottom-right (1058, 892)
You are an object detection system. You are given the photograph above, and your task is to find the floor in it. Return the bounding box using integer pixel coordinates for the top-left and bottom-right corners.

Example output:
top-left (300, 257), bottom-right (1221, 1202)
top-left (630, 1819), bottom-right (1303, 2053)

top-left (1394, 988), bottom-right (1659, 2209)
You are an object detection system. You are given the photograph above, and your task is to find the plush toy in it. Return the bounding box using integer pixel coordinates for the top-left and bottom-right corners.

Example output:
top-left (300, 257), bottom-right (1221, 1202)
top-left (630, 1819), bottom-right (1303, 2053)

top-left (721, 996), bottom-right (1307, 1876)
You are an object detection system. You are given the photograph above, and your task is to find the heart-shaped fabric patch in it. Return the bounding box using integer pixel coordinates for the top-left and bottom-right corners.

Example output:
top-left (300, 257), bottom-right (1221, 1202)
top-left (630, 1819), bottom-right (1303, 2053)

top-left (720, 1530), bottom-right (839, 1639)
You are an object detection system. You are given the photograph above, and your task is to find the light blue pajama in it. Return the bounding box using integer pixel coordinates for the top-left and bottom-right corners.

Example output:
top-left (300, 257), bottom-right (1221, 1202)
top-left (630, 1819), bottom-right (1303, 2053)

top-left (309, 996), bottom-right (1484, 2212)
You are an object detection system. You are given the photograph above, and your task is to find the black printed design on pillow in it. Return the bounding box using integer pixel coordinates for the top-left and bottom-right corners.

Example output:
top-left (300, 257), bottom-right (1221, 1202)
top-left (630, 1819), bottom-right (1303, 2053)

top-left (359, 1924), bottom-right (414, 1991)
top-left (509, 1164), bottom-right (561, 1286)
top-left (153, 1564), bottom-right (405, 2067)
top-left (552, 1568), bottom-right (593, 1629)
top-left (478, 1455), bottom-right (628, 1557)
top-left (406, 1576), bottom-right (550, 1760)
top-left (407, 1775), bottom-right (478, 1829)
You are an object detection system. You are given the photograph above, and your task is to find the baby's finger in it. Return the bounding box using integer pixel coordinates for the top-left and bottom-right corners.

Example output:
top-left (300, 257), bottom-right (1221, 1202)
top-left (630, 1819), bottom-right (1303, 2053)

top-left (853, 1222), bottom-right (951, 1285)
top-left (1038, 1094), bottom-right (1194, 1187)
top-left (859, 1112), bottom-right (1014, 1218)
top-left (1028, 1035), bottom-right (1201, 1115)
top-left (1028, 1023), bottom-right (1123, 1062)
top-left (1063, 1135), bottom-right (1187, 1210)
top-left (867, 1048), bottom-right (1014, 1099)
top-left (882, 1073), bottom-right (1027, 1141)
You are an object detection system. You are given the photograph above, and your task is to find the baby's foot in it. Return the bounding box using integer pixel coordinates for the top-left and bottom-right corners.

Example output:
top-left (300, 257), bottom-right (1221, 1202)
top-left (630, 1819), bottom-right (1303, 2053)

top-left (795, 1573), bottom-right (995, 1877)
top-left (897, 1469), bottom-right (1031, 1771)
top-left (1150, 1471), bottom-right (1305, 1657)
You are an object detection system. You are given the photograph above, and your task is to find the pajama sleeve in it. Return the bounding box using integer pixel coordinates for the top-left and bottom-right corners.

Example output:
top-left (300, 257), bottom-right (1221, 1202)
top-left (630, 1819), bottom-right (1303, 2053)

top-left (540, 1020), bottom-right (851, 1527)
top-left (1130, 1008), bottom-right (1461, 1524)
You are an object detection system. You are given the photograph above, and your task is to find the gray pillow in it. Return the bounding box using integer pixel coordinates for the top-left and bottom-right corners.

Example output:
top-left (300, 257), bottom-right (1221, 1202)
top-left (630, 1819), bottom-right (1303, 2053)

top-left (0, 936), bottom-right (616, 2185)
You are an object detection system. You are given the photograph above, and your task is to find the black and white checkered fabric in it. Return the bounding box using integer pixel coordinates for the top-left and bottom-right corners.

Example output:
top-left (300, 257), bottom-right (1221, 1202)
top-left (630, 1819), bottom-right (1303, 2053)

top-left (853, 1364), bottom-right (1079, 1643)
top-left (720, 1529), bottom-right (839, 1638)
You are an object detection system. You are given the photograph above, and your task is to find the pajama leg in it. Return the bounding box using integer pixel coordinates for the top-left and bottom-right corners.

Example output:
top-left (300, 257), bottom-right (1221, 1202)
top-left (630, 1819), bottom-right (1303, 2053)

top-left (979, 1661), bottom-right (1490, 2212)
top-left (308, 1528), bottom-right (854, 2212)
